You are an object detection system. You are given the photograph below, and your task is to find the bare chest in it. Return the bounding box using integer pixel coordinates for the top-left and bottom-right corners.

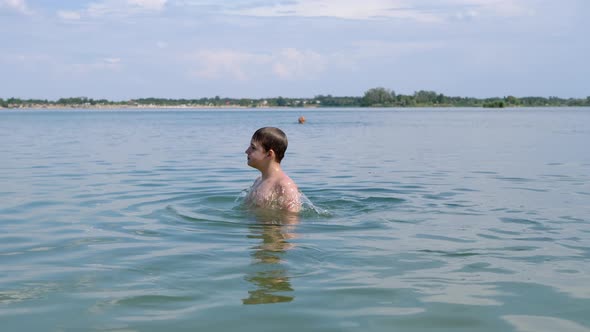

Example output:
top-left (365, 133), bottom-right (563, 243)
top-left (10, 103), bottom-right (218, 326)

top-left (246, 179), bottom-right (280, 207)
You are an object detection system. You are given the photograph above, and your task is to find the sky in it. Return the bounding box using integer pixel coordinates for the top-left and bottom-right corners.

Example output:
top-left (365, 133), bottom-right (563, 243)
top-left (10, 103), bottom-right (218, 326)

top-left (1, 0), bottom-right (588, 100)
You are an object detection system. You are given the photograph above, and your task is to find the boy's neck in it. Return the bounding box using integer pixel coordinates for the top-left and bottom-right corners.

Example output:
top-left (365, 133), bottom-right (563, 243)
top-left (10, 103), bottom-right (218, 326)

top-left (259, 161), bottom-right (283, 180)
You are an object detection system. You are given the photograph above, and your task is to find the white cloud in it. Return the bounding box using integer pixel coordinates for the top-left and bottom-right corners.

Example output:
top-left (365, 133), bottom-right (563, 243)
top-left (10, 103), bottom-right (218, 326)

top-left (0, 53), bottom-right (51, 65)
top-left (308, 40), bottom-right (447, 74)
top-left (103, 57), bottom-right (121, 64)
top-left (128, 0), bottom-right (167, 11)
top-left (223, 0), bottom-right (535, 22)
top-left (60, 0), bottom-right (167, 19)
top-left (0, 53), bottom-right (122, 77)
top-left (453, 0), bottom-right (534, 17)
top-left (65, 58), bottom-right (122, 75)
top-left (188, 48), bottom-right (327, 81)
top-left (351, 40), bottom-right (445, 58)
top-left (187, 42), bottom-right (443, 83)
top-left (57, 10), bottom-right (81, 20)
top-left (189, 50), bottom-right (271, 80)
top-left (0, 0), bottom-right (31, 14)
top-left (441, 0), bottom-right (535, 22)
top-left (272, 48), bottom-right (326, 79)
top-left (230, 0), bottom-right (442, 22)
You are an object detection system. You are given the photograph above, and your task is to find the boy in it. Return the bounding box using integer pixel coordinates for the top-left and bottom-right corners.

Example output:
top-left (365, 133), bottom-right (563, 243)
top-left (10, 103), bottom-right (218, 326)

top-left (244, 127), bottom-right (301, 213)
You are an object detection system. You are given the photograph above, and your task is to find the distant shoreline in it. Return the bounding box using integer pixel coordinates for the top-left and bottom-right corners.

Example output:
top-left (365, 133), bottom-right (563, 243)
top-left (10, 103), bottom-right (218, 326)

top-left (1, 104), bottom-right (255, 110)
top-left (2, 88), bottom-right (589, 109)
top-left (2, 104), bottom-right (590, 110)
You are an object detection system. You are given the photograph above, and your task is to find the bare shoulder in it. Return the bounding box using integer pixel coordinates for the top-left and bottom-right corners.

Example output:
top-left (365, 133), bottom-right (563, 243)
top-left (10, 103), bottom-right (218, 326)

top-left (275, 174), bottom-right (301, 212)
top-left (277, 174), bottom-right (299, 192)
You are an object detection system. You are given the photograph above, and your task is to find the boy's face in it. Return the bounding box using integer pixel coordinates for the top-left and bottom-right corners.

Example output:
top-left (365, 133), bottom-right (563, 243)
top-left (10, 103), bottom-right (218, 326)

top-left (245, 139), bottom-right (269, 169)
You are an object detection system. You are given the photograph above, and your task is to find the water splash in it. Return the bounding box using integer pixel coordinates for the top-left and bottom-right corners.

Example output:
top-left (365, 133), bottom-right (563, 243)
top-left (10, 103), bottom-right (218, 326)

top-left (300, 192), bottom-right (331, 217)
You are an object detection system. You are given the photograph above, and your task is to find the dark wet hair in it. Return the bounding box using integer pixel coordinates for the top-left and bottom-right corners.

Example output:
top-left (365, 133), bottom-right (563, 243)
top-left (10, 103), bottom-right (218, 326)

top-left (251, 127), bottom-right (288, 163)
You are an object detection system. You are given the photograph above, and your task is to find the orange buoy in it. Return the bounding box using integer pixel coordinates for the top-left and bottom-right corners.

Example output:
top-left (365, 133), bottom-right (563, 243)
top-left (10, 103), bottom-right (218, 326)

top-left (298, 116), bottom-right (306, 124)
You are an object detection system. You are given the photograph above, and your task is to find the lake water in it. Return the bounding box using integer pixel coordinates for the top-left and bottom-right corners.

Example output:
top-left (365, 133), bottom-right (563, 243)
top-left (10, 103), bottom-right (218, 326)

top-left (1, 108), bottom-right (589, 331)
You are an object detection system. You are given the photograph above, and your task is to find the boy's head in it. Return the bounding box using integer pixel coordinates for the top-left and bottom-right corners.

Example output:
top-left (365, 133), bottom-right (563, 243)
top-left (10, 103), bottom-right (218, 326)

top-left (251, 127), bottom-right (288, 163)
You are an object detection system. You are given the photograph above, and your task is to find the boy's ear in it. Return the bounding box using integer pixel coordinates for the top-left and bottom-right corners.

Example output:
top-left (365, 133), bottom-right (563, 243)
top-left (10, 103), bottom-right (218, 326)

top-left (267, 149), bottom-right (276, 159)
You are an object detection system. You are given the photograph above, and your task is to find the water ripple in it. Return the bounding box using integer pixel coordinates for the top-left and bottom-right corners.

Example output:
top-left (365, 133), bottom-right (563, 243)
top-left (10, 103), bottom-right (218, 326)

top-left (2, 109), bottom-right (590, 330)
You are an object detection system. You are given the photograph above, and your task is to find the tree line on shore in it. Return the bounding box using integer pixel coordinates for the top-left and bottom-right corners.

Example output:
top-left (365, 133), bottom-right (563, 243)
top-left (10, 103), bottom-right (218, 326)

top-left (2, 88), bottom-right (590, 109)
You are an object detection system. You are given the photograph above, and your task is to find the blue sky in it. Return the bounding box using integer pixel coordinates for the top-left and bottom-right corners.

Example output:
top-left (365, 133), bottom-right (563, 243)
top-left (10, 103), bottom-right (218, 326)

top-left (1, 0), bottom-right (588, 100)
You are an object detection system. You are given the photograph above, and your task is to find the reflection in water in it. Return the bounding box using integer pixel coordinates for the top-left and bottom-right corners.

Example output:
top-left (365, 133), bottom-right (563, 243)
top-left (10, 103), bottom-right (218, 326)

top-left (242, 211), bottom-right (298, 305)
